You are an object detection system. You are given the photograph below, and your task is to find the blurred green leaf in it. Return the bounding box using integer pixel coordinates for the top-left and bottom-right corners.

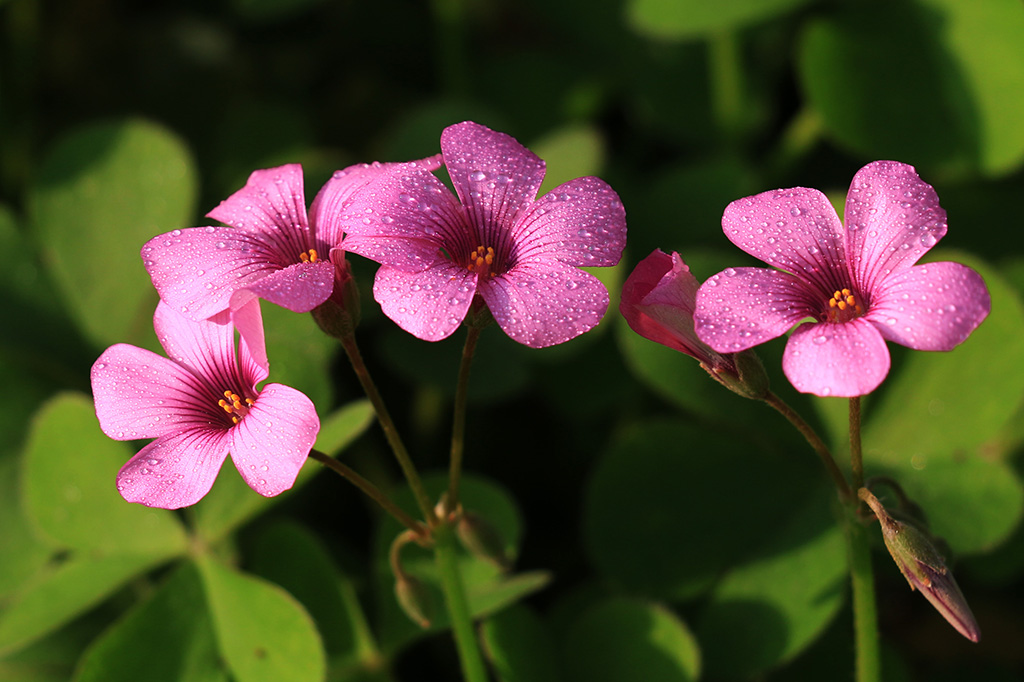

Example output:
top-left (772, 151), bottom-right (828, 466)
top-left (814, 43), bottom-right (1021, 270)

top-left (0, 553), bottom-right (168, 658)
top-left (628, 0), bottom-right (810, 40)
top-left (481, 604), bottom-right (560, 682)
top-left (246, 520), bottom-right (378, 664)
top-left (262, 302), bottom-right (336, 410)
top-left (193, 398), bottom-right (374, 543)
top-left (533, 124), bottom-right (606, 196)
top-left (29, 119), bottom-right (198, 348)
top-left (585, 419), bottom-right (819, 600)
top-left (562, 597), bottom-right (700, 682)
top-left (197, 556), bottom-right (326, 682)
top-left (0, 457), bottom-right (53, 600)
top-left (21, 393), bottom-right (187, 555)
top-left (799, 0), bottom-right (1024, 177)
top-left (73, 563), bottom-right (226, 682)
top-left (696, 487), bottom-right (846, 679)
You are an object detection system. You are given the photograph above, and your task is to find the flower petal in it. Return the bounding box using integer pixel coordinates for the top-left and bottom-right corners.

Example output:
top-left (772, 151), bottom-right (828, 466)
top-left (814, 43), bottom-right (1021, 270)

top-left (228, 383), bottom-right (319, 497)
top-left (694, 267), bottom-right (816, 353)
top-left (207, 164), bottom-right (311, 239)
top-left (479, 259), bottom-right (608, 348)
top-left (142, 226), bottom-right (279, 321)
top-left (867, 261), bottom-right (991, 351)
top-left (153, 302), bottom-right (260, 392)
top-left (722, 187), bottom-right (847, 293)
top-left (117, 428), bottom-right (231, 509)
top-left (92, 344), bottom-right (213, 440)
top-left (309, 156), bottom-right (443, 249)
top-left (621, 250), bottom-right (708, 358)
top-left (844, 161), bottom-right (947, 292)
top-left (342, 167), bottom-right (467, 272)
top-left (782, 318), bottom-right (891, 397)
top-left (371, 263), bottom-right (477, 341)
top-left (441, 121), bottom-right (545, 240)
top-left (231, 298), bottom-right (270, 383)
top-left (513, 176), bottom-right (627, 268)
top-left (235, 260), bottom-right (335, 313)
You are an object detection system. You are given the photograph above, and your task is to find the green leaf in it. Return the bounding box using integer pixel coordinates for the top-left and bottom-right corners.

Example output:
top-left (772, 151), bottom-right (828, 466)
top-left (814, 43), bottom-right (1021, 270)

top-left (0, 457), bottom-right (51, 600)
top-left (862, 253), bottom-right (1024, 552)
top-left (193, 399), bottom-right (374, 544)
top-left (799, 0), bottom-right (1024, 177)
top-left (562, 597), bottom-right (700, 682)
top-left (21, 393), bottom-right (187, 555)
top-left (73, 563), bottom-right (226, 682)
top-left (695, 487), bottom-right (846, 679)
top-left (196, 557), bottom-right (326, 682)
top-left (28, 119), bottom-right (198, 348)
top-left (0, 553), bottom-right (168, 657)
top-left (532, 124), bottom-right (606, 196)
top-left (584, 419), bottom-right (819, 600)
top-left (261, 301), bottom-right (336, 409)
top-left (628, 0), bottom-right (810, 40)
top-left (480, 605), bottom-right (560, 682)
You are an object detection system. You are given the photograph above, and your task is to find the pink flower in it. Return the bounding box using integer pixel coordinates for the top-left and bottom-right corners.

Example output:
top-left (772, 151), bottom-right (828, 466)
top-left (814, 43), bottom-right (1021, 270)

top-left (340, 121), bottom-right (627, 348)
top-left (621, 249), bottom-right (769, 399)
top-left (91, 300), bottom-right (319, 509)
top-left (694, 161), bottom-right (990, 397)
top-left (142, 160), bottom-right (437, 322)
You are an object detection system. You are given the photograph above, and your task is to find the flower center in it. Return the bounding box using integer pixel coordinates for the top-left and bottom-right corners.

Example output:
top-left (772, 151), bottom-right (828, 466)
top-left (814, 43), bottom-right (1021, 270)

top-left (466, 245), bottom-right (496, 277)
top-left (299, 248), bottom-right (319, 263)
top-left (826, 288), bottom-right (865, 323)
top-left (218, 389), bottom-right (255, 424)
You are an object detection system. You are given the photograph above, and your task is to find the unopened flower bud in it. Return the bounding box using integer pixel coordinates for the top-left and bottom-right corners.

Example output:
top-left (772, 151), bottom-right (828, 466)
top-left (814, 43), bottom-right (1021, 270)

top-left (394, 574), bottom-right (433, 629)
top-left (860, 488), bottom-right (979, 642)
top-left (312, 249), bottom-right (360, 339)
top-left (457, 510), bottom-right (511, 570)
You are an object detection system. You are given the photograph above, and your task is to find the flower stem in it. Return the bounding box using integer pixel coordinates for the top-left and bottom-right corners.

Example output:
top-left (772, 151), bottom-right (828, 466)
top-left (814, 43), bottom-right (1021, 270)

top-left (845, 509), bottom-right (882, 682)
top-left (446, 324), bottom-right (482, 513)
top-left (849, 396), bottom-right (864, 491)
top-left (338, 334), bottom-right (437, 526)
top-left (433, 520), bottom-right (489, 682)
top-left (309, 449), bottom-right (428, 540)
top-left (762, 391), bottom-right (852, 501)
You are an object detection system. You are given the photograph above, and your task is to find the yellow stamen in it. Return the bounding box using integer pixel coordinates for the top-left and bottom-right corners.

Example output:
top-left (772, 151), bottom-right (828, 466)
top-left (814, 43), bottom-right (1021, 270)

top-left (826, 288), bottom-right (865, 322)
top-left (218, 388), bottom-right (253, 423)
top-left (467, 245), bottom-right (497, 276)
top-left (299, 249), bottom-right (319, 263)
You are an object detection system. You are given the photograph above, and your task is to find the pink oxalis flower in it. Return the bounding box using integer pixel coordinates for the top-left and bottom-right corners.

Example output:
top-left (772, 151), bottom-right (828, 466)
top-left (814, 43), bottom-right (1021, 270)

top-left (142, 161), bottom-right (437, 323)
top-left (694, 161), bottom-right (990, 397)
top-left (91, 300), bottom-right (319, 509)
top-left (340, 121), bottom-right (628, 348)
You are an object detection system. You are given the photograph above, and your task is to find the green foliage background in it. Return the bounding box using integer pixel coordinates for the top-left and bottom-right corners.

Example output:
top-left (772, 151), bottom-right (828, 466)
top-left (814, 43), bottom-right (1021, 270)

top-left (2, 0), bottom-right (1024, 680)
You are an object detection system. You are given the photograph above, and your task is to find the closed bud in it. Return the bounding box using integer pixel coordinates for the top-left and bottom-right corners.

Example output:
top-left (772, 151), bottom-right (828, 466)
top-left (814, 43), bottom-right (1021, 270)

top-left (312, 250), bottom-right (360, 340)
top-left (860, 488), bottom-right (980, 642)
top-left (457, 510), bottom-right (511, 570)
top-left (395, 574), bottom-right (434, 629)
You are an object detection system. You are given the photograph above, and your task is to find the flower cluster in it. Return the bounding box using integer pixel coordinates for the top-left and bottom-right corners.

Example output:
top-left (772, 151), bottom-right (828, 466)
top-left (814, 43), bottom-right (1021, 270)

top-left (92, 121), bottom-right (627, 508)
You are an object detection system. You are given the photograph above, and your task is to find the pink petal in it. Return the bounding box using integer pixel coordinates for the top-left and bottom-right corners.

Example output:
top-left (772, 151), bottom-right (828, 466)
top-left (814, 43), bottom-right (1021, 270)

top-left (228, 383), bottom-right (319, 497)
top-left (117, 428), bottom-right (231, 509)
top-left (844, 161), bottom-right (947, 293)
top-left (309, 156), bottom-right (443, 248)
top-left (782, 318), bottom-right (891, 397)
top-left (866, 261), bottom-right (991, 351)
top-left (232, 299), bottom-right (270, 381)
top-left (207, 164), bottom-right (311, 238)
top-left (441, 122), bottom-right (545, 236)
top-left (239, 260), bottom-right (335, 313)
top-left (513, 176), bottom-right (627, 268)
top-left (371, 263), bottom-right (477, 341)
top-left (479, 259), bottom-right (609, 348)
top-left (621, 250), bottom-right (706, 357)
top-left (342, 167), bottom-right (467, 272)
top-left (694, 267), bottom-right (817, 353)
top-left (92, 344), bottom-right (213, 440)
top-left (142, 226), bottom-right (279, 321)
top-left (722, 187), bottom-right (847, 294)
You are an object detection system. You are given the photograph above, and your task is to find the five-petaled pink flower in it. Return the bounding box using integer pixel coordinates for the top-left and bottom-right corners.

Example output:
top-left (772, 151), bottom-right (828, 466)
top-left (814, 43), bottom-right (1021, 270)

top-left (142, 160), bottom-right (437, 323)
top-left (694, 161), bottom-right (990, 397)
top-left (340, 121), bottom-right (628, 347)
top-left (91, 300), bottom-right (319, 509)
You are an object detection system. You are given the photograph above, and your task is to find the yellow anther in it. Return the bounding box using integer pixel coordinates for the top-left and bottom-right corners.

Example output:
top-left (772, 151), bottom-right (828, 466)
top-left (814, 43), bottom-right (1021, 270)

top-left (299, 249), bottom-right (319, 263)
top-left (218, 388), bottom-right (253, 422)
top-left (826, 288), bottom-right (865, 322)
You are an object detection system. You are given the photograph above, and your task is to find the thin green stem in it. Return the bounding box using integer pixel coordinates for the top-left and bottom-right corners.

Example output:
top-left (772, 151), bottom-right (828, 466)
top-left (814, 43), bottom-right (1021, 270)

top-left (849, 396), bottom-right (864, 491)
top-left (845, 510), bottom-right (882, 682)
top-left (339, 334), bottom-right (438, 526)
top-left (762, 391), bottom-right (852, 501)
top-left (447, 324), bottom-right (482, 513)
top-left (309, 450), bottom-right (428, 539)
top-left (434, 521), bottom-right (489, 682)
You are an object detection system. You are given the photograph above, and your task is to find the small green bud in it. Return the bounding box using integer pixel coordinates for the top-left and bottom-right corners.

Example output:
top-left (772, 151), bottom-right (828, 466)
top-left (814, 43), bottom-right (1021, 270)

top-left (703, 349), bottom-right (770, 400)
top-left (394, 574), bottom-right (434, 629)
